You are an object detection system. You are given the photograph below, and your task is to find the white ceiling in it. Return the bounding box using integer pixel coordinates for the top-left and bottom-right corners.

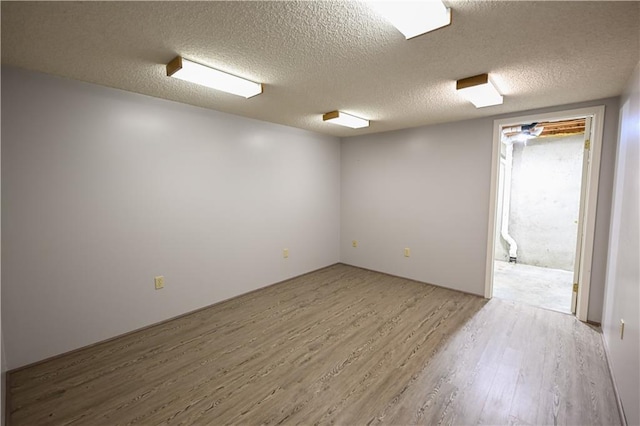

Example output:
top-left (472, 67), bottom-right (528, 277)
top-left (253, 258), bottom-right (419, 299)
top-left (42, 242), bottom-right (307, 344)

top-left (2, 1), bottom-right (639, 137)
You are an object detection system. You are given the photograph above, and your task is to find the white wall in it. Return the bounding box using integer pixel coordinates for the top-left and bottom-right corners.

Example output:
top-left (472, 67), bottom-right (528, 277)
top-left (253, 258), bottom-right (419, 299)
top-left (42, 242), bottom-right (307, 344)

top-left (341, 97), bottom-right (620, 323)
top-left (341, 119), bottom-right (492, 294)
top-left (602, 62), bottom-right (639, 426)
top-left (0, 86), bottom-right (4, 423)
top-left (0, 335), bottom-right (4, 426)
top-left (1, 67), bottom-right (341, 370)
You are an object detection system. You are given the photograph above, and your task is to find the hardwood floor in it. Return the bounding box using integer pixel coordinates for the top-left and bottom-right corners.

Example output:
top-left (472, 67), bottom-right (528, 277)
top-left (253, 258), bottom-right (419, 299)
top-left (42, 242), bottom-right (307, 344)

top-left (8, 264), bottom-right (621, 425)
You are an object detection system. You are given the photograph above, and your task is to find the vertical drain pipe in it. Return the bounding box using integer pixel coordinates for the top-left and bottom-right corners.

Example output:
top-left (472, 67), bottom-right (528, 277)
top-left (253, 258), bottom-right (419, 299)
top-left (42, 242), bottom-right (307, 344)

top-left (501, 139), bottom-right (518, 262)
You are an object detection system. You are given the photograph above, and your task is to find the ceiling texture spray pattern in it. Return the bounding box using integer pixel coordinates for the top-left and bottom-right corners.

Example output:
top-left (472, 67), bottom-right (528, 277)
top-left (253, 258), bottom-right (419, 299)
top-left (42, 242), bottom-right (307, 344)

top-left (1, 1), bottom-right (639, 137)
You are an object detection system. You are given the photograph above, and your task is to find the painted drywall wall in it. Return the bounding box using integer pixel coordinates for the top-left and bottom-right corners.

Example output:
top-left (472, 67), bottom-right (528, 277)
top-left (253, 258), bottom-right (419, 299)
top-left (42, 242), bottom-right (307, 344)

top-left (341, 119), bottom-right (492, 294)
top-left (496, 134), bottom-right (583, 271)
top-left (0, 91), bottom-right (4, 426)
top-left (1, 120), bottom-right (3, 425)
top-left (602, 62), bottom-right (639, 426)
top-left (341, 97), bottom-right (619, 323)
top-left (1, 67), bottom-right (341, 370)
top-left (1, 334), bottom-right (4, 426)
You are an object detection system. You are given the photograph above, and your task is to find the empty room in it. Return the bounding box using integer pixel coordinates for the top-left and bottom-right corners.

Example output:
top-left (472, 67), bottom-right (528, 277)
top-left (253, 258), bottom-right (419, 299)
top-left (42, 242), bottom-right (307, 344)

top-left (1, 1), bottom-right (639, 425)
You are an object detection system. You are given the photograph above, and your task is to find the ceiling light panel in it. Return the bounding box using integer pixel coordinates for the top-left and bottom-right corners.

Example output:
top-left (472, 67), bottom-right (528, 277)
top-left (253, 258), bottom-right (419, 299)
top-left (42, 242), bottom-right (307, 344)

top-left (166, 56), bottom-right (262, 99)
top-left (369, 0), bottom-right (451, 39)
top-left (322, 111), bottom-right (370, 129)
top-left (456, 73), bottom-right (503, 108)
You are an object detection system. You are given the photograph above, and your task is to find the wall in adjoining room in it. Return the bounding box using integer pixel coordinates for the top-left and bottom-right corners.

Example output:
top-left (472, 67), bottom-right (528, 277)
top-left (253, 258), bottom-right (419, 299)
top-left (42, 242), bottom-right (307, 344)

top-left (496, 134), bottom-right (584, 271)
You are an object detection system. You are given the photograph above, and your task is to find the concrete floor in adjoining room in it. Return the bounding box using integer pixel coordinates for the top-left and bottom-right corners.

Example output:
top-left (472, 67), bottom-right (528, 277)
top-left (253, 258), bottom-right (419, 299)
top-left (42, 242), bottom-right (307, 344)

top-left (493, 260), bottom-right (574, 314)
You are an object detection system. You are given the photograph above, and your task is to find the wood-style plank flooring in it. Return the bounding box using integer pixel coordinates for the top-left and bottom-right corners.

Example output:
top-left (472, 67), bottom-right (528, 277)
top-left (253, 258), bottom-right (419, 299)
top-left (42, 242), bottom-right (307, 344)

top-left (8, 264), bottom-right (621, 425)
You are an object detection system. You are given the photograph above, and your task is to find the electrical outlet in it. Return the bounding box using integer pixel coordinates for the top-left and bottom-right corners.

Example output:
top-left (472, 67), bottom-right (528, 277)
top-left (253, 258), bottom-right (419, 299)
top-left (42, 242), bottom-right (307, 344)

top-left (154, 276), bottom-right (165, 290)
top-left (404, 248), bottom-right (411, 257)
top-left (283, 248), bottom-right (289, 259)
top-left (620, 319), bottom-right (625, 339)
top-left (352, 240), bottom-right (358, 248)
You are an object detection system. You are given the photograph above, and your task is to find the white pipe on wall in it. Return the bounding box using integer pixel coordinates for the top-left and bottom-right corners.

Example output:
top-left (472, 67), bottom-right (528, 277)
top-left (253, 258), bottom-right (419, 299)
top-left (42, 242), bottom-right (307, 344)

top-left (500, 140), bottom-right (518, 261)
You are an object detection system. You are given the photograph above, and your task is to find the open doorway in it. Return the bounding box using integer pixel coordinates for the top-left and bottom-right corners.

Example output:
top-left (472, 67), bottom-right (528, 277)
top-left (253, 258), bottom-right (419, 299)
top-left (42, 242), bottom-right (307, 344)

top-left (485, 106), bottom-right (605, 321)
top-left (493, 118), bottom-right (587, 314)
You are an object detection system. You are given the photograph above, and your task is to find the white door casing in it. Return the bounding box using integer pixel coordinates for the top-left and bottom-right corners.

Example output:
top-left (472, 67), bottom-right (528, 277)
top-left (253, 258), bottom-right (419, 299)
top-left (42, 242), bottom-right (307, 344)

top-left (571, 116), bottom-right (593, 314)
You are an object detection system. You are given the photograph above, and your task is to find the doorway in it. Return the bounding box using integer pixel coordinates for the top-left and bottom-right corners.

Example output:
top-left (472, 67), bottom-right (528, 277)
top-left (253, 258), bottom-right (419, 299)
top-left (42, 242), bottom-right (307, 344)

top-left (485, 106), bottom-right (605, 321)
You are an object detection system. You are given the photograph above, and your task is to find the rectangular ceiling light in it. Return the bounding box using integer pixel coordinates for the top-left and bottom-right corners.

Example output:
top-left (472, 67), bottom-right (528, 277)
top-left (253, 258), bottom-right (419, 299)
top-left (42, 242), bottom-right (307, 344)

top-left (456, 73), bottom-right (503, 108)
top-left (166, 56), bottom-right (262, 99)
top-left (369, 0), bottom-right (451, 39)
top-left (322, 111), bottom-right (369, 129)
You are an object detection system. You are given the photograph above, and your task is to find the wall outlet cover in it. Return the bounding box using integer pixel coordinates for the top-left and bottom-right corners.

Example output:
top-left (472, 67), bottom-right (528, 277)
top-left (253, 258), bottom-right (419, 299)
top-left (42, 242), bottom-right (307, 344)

top-left (154, 276), bottom-right (165, 290)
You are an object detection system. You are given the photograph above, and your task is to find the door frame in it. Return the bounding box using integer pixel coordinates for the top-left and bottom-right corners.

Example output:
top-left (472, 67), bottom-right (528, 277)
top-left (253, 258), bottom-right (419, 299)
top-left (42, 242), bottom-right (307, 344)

top-left (571, 116), bottom-right (593, 314)
top-left (484, 105), bottom-right (605, 321)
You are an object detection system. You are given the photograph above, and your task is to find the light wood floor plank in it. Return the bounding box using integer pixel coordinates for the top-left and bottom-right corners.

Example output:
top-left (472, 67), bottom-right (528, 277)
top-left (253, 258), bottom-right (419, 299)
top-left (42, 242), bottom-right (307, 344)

top-left (8, 264), bottom-right (621, 425)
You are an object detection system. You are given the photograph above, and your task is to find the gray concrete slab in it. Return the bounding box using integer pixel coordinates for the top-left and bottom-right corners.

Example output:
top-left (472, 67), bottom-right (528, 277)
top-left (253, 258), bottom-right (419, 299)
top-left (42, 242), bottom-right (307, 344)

top-left (493, 260), bottom-right (573, 314)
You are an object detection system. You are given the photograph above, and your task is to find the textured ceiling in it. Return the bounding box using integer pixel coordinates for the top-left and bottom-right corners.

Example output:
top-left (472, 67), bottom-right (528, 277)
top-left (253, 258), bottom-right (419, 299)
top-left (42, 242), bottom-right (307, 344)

top-left (2, 1), bottom-right (639, 137)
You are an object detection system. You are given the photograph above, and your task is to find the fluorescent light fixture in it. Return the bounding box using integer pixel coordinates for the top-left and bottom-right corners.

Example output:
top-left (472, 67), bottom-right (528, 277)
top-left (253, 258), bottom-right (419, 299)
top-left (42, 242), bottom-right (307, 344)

top-left (166, 56), bottom-right (262, 98)
top-left (322, 111), bottom-right (369, 129)
top-left (369, 0), bottom-right (451, 39)
top-left (456, 73), bottom-right (503, 108)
